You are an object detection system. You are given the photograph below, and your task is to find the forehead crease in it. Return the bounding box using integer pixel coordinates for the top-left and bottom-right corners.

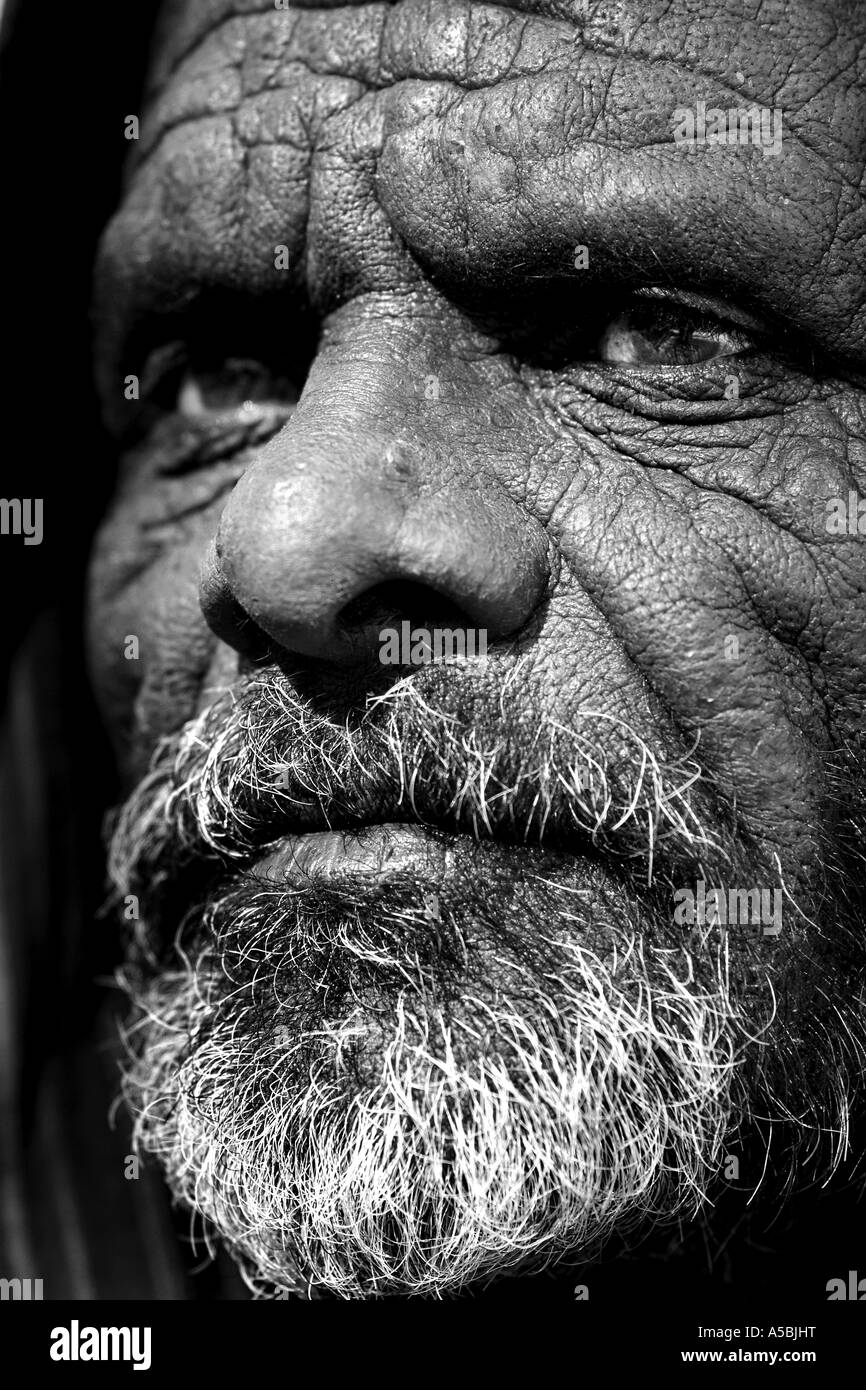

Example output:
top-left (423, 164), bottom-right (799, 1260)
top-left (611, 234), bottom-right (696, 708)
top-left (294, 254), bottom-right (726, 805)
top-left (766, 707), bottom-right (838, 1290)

top-left (99, 0), bottom-right (866, 362)
top-left (149, 0), bottom-right (859, 88)
top-left (142, 0), bottom-right (866, 161)
top-left (130, 2), bottom-right (866, 315)
top-left (150, 0), bottom-right (559, 98)
top-left (134, 6), bottom-right (580, 171)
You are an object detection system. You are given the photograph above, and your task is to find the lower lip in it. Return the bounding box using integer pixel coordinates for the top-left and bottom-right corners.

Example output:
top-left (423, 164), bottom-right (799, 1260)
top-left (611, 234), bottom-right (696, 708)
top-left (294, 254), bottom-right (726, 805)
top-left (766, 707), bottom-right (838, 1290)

top-left (253, 823), bottom-right (453, 886)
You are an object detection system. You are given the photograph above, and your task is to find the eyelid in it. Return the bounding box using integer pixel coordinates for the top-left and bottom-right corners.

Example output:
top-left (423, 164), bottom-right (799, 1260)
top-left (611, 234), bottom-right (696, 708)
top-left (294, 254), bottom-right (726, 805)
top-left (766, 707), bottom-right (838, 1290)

top-left (631, 286), bottom-right (770, 336)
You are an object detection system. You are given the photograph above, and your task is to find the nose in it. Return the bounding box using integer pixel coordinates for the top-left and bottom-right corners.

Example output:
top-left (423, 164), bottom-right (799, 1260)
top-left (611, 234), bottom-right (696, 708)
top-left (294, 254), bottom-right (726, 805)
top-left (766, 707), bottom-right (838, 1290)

top-left (200, 369), bottom-right (551, 668)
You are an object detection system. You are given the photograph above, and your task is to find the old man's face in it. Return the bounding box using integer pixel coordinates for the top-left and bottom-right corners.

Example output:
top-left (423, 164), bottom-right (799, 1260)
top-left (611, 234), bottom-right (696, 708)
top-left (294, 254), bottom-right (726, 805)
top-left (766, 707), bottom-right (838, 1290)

top-left (89, 0), bottom-right (866, 1297)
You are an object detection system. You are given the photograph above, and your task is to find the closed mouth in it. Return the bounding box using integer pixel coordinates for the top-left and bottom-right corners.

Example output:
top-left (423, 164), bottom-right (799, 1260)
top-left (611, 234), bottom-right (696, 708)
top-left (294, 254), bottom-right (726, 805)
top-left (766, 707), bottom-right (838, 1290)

top-left (244, 818), bottom-right (618, 908)
top-left (251, 822), bottom-right (454, 886)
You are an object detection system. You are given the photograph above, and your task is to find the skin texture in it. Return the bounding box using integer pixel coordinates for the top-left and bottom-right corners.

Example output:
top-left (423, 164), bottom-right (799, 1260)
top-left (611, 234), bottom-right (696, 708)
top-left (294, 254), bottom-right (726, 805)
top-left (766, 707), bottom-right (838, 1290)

top-left (88, 0), bottom-right (866, 1297)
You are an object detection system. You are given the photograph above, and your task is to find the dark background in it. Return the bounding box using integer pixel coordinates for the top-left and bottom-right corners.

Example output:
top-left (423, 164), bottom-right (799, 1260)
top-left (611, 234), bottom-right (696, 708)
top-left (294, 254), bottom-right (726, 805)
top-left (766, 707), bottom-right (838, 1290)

top-left (0, 0), bottom-right (862, 1310)
top-left (0, 0), bottom-right (246, 1302)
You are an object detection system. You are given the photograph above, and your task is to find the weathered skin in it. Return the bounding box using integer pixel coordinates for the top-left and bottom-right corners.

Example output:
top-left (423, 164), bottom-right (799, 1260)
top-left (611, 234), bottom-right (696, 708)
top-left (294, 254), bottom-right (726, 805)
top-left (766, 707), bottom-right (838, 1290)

top-left (88, 0), bottom-right (866, 1295)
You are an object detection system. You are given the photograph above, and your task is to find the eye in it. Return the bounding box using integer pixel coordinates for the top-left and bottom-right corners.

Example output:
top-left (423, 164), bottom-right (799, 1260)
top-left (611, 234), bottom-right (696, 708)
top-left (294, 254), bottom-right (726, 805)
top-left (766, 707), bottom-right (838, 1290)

top-left (505, 286), bottom-right (769, 375)
top-left (597, 302), bottom-right (751, 367)
top-left (176, 357), bottom-right (300, 418)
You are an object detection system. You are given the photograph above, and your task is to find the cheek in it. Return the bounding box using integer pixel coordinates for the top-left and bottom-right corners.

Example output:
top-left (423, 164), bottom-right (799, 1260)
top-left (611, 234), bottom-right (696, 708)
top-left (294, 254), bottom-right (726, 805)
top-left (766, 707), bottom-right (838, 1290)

top-left (87, 500), bottom-right (225, 776)
top-left (534, 460), bottom-right (843, 871)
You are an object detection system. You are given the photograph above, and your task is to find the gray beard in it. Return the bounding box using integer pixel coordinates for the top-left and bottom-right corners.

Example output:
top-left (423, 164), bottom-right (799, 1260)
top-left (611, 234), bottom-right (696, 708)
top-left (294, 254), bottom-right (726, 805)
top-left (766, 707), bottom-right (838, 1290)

top-left (110, 670), bottom-right (866, 1298)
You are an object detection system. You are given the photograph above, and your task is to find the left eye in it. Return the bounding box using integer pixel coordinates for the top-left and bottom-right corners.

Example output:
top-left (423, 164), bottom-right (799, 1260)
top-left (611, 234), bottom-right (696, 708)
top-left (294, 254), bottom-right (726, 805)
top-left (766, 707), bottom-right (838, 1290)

top-left (597, 305), bottom-right (749, 367)
top-left (176, 357), bottom-right (300, 417)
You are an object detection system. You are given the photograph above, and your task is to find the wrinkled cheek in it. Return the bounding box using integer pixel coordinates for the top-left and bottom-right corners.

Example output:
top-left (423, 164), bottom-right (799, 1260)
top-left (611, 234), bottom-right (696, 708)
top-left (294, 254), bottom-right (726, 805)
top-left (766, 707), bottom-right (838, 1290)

top-left (87, 501), bottom-right (227, 778)
top-left (541, 468), bottom-right (837, 862)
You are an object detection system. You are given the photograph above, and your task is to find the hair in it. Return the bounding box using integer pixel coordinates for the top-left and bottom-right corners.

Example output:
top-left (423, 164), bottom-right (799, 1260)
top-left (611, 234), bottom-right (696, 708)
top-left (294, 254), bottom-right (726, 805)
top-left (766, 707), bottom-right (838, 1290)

top-left (111, 666), bottom-right (866, 1297)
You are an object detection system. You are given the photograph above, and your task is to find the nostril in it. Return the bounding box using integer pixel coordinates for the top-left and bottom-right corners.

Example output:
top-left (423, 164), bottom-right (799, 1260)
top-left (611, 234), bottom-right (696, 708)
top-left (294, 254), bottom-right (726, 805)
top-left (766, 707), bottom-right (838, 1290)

top-left (204, 431), bottom-right (551, 667)
top-left (337, 579), bottom-right (471, 640)
top-left (200, 540), bottom-right (279, 664)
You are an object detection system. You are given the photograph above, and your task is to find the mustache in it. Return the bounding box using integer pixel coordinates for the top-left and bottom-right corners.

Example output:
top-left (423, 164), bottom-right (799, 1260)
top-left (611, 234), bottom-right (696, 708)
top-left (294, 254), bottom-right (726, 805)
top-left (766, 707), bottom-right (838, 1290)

top-left (110, 667), bottom-right (866, 1295)
top-left (108, 664), bottom-right (739, 911)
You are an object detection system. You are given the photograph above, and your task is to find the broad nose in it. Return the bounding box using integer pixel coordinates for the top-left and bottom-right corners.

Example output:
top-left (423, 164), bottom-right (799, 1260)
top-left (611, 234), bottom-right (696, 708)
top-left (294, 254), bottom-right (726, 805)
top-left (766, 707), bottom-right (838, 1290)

top-left (200, 367), bottom-right (551, 667)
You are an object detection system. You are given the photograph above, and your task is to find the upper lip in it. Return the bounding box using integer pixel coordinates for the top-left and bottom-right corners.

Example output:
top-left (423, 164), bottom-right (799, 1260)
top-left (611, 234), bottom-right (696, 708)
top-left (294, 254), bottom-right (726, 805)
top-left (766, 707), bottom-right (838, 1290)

top-left (145, 784), bottom-right (612, 921)
top-left (220, 787), bottom-right (606, 864)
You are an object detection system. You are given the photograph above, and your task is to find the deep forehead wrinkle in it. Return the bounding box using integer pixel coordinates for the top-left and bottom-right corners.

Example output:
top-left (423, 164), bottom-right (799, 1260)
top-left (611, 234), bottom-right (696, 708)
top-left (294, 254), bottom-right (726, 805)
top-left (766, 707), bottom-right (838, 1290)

top-left (136, 3), bottom-right (578, 165)
top-left (151, 0), bottom-right (608, 91)
top-left (96, 0), bottom-right (866, 371)
top-left (138, 0), bottom-right (866, 173)
top-left (147, 0), bottom-right (854, 96)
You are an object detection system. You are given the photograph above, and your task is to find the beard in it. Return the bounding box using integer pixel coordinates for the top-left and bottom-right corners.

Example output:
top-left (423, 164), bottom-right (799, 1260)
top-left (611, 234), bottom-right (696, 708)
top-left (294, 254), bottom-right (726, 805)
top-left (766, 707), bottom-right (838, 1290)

top-left (108, 663), bottom-right (866, 1299)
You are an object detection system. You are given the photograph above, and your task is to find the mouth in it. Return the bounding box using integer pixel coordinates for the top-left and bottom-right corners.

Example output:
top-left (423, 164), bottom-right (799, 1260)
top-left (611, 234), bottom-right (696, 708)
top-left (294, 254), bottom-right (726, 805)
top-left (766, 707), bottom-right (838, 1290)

top-left (246, 819), bottom-right (620, 924)
top-left (108, 668), bottom-right (724, 941)
top-left (252, 822), bottom-right (455, 886)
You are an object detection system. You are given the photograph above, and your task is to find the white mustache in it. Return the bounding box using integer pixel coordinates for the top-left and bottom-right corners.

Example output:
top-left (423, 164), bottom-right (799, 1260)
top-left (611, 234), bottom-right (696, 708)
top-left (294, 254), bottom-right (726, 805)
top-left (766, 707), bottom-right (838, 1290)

top-left (108, 665), bottom-right (731, 918)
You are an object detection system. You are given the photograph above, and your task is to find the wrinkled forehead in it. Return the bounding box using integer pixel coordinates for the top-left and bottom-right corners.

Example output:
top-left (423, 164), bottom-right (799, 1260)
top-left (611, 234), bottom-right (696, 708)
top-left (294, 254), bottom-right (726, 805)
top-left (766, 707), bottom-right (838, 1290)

top-left (96, 0), bottom-right (866, 382)
top-left (146, 0), bottom-right (865, 98)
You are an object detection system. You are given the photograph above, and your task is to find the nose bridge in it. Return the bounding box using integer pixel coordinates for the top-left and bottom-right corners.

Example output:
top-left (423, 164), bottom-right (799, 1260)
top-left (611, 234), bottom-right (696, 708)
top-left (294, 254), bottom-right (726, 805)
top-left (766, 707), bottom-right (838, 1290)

top-left (205, 303), bottom-right (552, 664)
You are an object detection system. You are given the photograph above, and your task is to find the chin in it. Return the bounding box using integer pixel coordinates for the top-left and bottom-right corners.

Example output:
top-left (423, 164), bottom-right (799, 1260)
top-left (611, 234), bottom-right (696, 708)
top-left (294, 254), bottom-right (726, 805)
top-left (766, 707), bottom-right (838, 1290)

top-left (108, 673), bottom-right (866, 1299)
top-left (114, 846), bottom-right (837, 1297)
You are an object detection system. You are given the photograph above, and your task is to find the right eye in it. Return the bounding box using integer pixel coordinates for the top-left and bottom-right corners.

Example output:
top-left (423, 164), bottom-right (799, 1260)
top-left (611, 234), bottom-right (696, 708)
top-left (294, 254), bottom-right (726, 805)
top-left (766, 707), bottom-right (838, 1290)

top-left (176, 357), bottom-right (301, 418)
top-left (595, 302), bottom-right (753, 368)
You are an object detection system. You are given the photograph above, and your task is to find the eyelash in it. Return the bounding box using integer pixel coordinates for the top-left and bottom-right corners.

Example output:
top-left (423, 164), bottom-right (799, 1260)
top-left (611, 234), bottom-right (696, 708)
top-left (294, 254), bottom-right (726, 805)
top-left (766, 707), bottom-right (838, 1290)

top-left (508, 293), bottom-right (767, 373)
top-left (125, 289), bottom-right (783, 472)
